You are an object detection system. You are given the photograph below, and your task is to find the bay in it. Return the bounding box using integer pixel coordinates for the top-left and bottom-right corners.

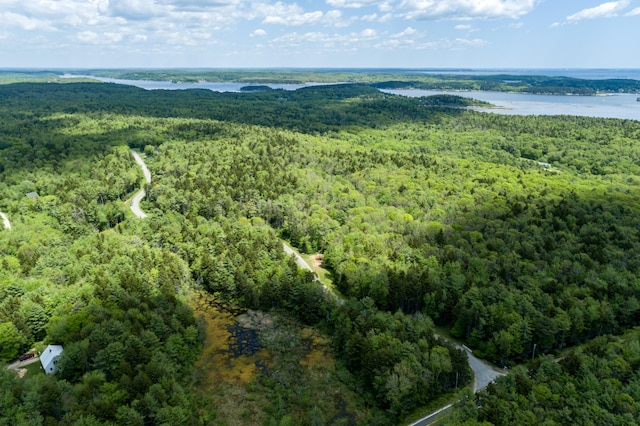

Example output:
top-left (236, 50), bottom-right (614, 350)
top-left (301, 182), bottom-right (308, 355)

top-left (382, 89), bottom-right (640, 121)
top-left (60, 73), bottom-right (640, 121)
top-left (60, 74), bottom-right (310, 92)
top-left (413, 68), bottom-right (640, 81)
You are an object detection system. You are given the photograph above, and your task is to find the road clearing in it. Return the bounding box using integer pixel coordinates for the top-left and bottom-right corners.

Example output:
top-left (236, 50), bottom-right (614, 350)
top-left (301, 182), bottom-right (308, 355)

top-left (130, 150), bottom-right (151, 219)
top-left (0, 212), bottom-right (10, 230)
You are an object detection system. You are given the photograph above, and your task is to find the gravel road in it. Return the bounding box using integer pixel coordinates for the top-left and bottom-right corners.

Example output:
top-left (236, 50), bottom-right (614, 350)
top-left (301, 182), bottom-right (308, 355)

top-left (0, 212), bottom-right (10, 230)
top-left (130, 150), bottom-right (151, 219)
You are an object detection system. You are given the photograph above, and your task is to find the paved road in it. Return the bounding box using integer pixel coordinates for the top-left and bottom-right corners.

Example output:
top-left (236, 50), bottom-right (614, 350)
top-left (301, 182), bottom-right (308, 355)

top-left (408, 339), bottom-right (506, 426)
top-left (409, 404), bottom-right (452, 426)
top-left (130, 150), bottom-right (151, 219)
top-left (0, 212), bottom-right (10, 230)
top-left (466, 348), bottom-right (505, 392)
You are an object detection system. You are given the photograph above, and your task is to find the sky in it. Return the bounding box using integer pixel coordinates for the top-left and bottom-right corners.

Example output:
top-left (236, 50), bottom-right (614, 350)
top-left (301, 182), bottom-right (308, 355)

top-left (1, 0), bottom-right (640, 68)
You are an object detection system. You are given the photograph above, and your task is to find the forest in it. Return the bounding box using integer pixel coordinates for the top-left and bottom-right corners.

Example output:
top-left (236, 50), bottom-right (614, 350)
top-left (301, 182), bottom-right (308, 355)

top-left (448, 328), bottom-right (640, 425)
top-left (1, 75), bottom-right (640, 425)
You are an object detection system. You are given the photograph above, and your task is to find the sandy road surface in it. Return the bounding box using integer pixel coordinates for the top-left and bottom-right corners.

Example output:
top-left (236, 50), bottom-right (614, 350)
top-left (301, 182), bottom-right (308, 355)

top-left (282, 242), bottom-right (344, 305)
top-left (0, 212), bottom-right (10, 230)
top-left (130, 150), bottom-right (151, 219)
top-left (131, 150), bottom-right (151, 184)
top-left (130, 190), bottom-right (148, 219)
top-left (282, 242), bottom-right (313, 272)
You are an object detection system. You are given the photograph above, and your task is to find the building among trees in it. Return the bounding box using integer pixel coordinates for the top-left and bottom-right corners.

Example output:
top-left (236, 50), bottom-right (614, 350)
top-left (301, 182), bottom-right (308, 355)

top-left (40, 345), bottom-right (63, 374)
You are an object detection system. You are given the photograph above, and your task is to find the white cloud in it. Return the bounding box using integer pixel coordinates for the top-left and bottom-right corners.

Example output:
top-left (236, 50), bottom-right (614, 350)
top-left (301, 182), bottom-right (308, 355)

top-left (567, 1), bottom-right (630, 21)
top-left (74, 30), bottom-right (128, 44)
top-left (0, 11), bottom-right (56, 31)
top-left (550, 21), bottom-right (560, 28)
top-left (455, 24), bottom-right (472, 30)
top-left (75, 31), bottom-right (101, 43)
top-left (360, 28), bottom-right (377, 37)
top-left (263, 10), bottom-right (324, 25)
top-left (273, 32), bottom-right (327, 44)
top-left (625, 6), bottom-right (640, 16)
top-left (379, 2), bottom-right (394, 12)
top-left (379, 13), bottom-right (394, 22)
top-left (107, 0), bottom-right (167, 20)
top-left (326, 0), bottom-right (386, 8)
top-left (376, 35), bottom-right (487, 50)
top-left (157, 0), bottom-right (242, 11)
top-left (0, 0), bottom-right (124, 30)
top-left (272, 28), bottom-right (378, 48)
top-left (362, 13), bottom-right (378, 21)
top-left (376, 38), bottom-right (415, 48)
top-left (254, 2), bottom-right (344, 26)
top-left (399, 0), bottom-right (539, 21)
top-left (165, 30), bottom-right (213, 45)
top-left (417, 37), bottom-right (488, 49)
top-left (392, 27), bottom-right (417, 37)
top-left (250, 29), bottom-right (268, 37)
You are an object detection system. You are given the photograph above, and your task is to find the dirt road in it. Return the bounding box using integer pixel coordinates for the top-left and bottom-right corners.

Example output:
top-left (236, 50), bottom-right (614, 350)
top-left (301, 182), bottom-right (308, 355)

top-left (0, 212), bottom-right (10, 230)
top-left (130, 150), bottom-right (151, 219)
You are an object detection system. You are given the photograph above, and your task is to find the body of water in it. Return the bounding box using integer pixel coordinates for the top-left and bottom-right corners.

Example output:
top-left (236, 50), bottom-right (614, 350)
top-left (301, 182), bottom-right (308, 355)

top-left (61, 72), bottom-right (640, 121)
top-left (382, 89), bottom-right (640, 121)
top-left (413, 68), bottom-right (640, 81)
top-left (60, 74), bottom-right (310, 92)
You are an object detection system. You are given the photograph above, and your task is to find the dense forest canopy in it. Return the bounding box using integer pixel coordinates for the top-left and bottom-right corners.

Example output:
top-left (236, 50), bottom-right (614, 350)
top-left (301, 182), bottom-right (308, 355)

top-left (1, 78), bottom-right (640, 425)
top-left (448, 328), bottom-right (640, 425)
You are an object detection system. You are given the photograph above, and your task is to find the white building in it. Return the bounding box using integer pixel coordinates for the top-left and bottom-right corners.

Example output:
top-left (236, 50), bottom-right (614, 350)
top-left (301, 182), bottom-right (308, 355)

top-left (40, 345), bottom-right (64, 374)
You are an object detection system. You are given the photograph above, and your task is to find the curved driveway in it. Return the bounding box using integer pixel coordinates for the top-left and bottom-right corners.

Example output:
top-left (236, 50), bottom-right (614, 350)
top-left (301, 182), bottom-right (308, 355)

top-left (130, 150), bottom-right (151, 219)
top-left (0, 212), bottom-right (10, 230)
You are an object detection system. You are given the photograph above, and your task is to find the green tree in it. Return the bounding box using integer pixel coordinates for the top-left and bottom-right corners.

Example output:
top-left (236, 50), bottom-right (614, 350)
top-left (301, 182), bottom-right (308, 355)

top-left (0, 322), bottom-right (26, 361)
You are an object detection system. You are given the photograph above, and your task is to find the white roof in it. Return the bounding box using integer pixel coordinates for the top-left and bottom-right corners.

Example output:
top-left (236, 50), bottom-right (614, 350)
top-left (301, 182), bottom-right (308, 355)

top-left (40, 345), bottom-right (63, 374)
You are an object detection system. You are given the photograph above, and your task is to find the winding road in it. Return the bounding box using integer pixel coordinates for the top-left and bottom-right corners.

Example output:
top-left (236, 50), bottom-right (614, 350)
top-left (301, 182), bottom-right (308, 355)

top-left (409, 341), bottom-right (506, 426)
top-left (130, 150), bottom-right (151, 218)
top-left (0, 212), bottom-right (10, 230)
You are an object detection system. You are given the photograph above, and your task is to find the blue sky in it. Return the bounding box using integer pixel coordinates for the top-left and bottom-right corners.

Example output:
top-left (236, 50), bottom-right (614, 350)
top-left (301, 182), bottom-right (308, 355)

top-left (1, 0), bottom-right (639, 68)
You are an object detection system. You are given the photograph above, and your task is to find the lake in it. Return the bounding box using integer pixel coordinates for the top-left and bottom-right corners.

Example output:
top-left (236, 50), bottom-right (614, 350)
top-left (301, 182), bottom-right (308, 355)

top-left (61, 73), bottom-right (639, 121)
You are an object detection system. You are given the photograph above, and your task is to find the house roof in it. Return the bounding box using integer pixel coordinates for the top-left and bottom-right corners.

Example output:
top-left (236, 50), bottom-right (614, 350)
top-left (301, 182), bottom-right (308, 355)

top-left (25, 191), bottom-right (39, 198)
top-left (40, 345), bottom-right (63, 373)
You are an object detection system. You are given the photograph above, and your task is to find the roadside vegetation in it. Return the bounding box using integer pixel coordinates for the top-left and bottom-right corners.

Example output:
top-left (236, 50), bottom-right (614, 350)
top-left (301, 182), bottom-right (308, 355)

top-left (448, 328), bottom-right (640, 425)
top-left (1, 78), bottom-right (639, 424)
